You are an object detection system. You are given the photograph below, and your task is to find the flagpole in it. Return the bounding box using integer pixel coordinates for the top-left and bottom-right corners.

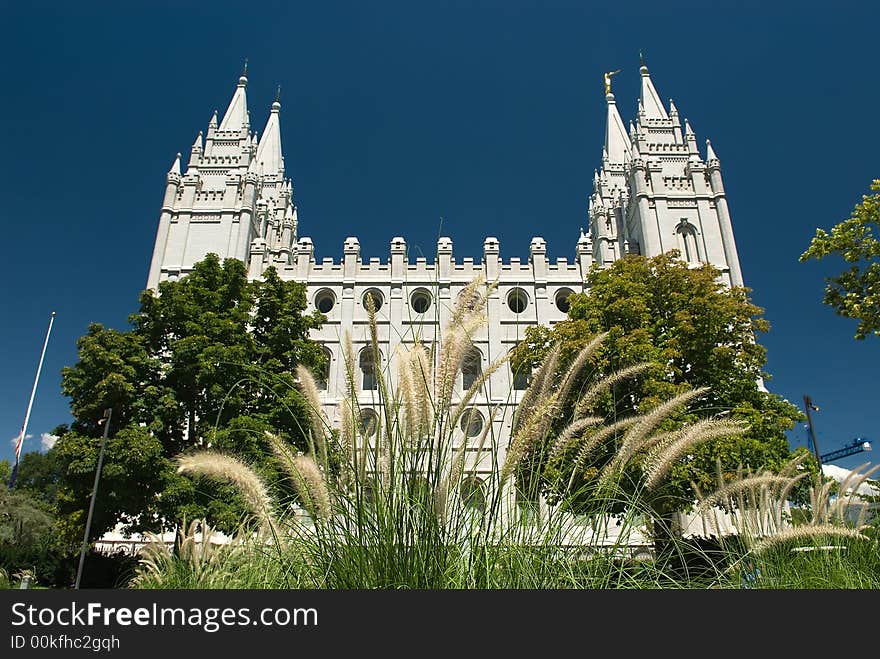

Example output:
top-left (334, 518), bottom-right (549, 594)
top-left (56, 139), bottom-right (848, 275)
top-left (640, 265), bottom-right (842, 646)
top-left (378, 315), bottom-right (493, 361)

top-left (9, 311), bottom-right (56, 490)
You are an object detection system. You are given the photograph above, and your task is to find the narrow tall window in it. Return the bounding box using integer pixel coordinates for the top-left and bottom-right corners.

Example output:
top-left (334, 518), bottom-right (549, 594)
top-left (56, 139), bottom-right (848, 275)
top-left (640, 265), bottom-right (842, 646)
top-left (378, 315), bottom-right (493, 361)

top-left (317, 347), bottom-right (332, 390)
top-left (461, 346), bottom-right (482, 391)
top-left (676, 221), bottom-right (700, 264)
top-left (360, 347), bottom-right (379, 391)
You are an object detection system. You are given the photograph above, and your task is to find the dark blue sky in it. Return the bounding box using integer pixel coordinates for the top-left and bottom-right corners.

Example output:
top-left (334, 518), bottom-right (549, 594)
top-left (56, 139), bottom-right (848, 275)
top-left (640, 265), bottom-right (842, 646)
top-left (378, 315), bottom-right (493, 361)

top-left (1, 1), bottom-right (878, 474)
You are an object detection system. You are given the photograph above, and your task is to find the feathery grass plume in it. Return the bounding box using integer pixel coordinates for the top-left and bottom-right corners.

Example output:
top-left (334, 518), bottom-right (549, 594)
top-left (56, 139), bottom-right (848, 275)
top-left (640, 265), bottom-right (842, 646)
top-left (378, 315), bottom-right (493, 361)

top-left (339, 403), bottom-right (355, 481)
top-left (265, 431), bottom-right (332, 520)
top-left (574, 363), bottom-right (654, 418)
top-left (513, 344), bottom-right (561, 433)
top-left (177, 452), bottom-right (275, 534)
top-left (449, 354), bottom-right (508, 431)
top-left (636, 430), bottom-right (680, 455)
top-left (501, 392), bottom-right (560, 485)
top-left (433, 277), bottom-right (492, 410)
top-left (397, 343), bottom-right (434, 442)
top-left (696, 474), bottom-right (797, 513)
top-left (643, 419), bottom-right (748, 490)
top-left (774, 472), bottom-right (810, 528)
top-left (569, 417), bottom-right (640, 482)
top-left (440, 403), bottom-right (496, 519)
top-left (779, 451), bottom-right (808, 478)
top-left (549, 416), bottom-right (604, 461)
top-left (537, 343), bottom-right (564, 404)
top-left (296, 364), bottom-right (329, 469)
top-left (435, 315), bottom-right (486, 410)
top-left (342, 332), bottom-right (357, 398)
top-left (133, 519), bottom-right (232, 588)
top-left (751, 524), bottom-right (869, 555)
top-left (554, 332), bottom-right (608, 410)
top-left (364, 290), bottom-right (394, 449)
top-left (450, 274), bottom-right (487, 328)
top-left (600, 386), bottom-right (709, 486)
top-left (810, 475), bottom-right (837, 525)
top-left (409, 342), bottom-right (433, 432)
top-left (397, 347), bottom-right (418, 438)
top-left (292, 454), bottom-right (332, 520)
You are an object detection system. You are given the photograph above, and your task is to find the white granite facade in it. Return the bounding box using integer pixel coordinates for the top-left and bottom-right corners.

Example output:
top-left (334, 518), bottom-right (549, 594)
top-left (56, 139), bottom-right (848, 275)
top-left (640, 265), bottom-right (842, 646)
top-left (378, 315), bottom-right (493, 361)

top-left (147, 64), bottom-right (744, 487)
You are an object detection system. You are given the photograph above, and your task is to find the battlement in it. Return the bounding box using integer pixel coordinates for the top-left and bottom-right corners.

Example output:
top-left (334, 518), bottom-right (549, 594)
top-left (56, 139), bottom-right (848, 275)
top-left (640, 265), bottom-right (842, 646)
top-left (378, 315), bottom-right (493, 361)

top-left (284, 235), bottom-right (591, 282)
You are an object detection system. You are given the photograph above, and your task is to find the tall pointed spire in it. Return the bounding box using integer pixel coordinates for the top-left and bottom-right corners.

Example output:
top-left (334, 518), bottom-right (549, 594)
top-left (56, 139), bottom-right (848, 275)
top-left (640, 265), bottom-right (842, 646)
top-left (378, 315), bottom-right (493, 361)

top-left (706, 139), bottom-right (719, 163)
top-left (639, 57), bottom-right (669, 120)
top-left (604, 90), bottom-right (631, 163)
top-left (219, 64), bottom-right (249, 131)
top-left (255, 93), bottom-right (284, 175)
top-left (169, 152), bottom-right (181, 175)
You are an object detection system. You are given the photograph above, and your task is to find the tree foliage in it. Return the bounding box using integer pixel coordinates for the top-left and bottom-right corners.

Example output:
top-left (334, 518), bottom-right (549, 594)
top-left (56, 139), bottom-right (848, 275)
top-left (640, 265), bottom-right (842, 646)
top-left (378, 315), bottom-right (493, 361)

top-left (56, 254), bottom-right (326, 540)
top-left (511, 252), bottom-right (808, 513)
top-left (800, 179), bottom-right (880, 340)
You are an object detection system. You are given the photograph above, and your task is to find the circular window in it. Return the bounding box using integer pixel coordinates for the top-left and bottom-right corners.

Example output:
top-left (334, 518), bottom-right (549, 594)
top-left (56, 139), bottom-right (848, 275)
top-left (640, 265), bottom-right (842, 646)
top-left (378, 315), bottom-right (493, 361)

top-left (410, 289), bottom-right (432, 314)
top-left (459, 476), bottom-right (486, 512)
top-left (507, 288), bottom-right (529, 314)
top-left (555, 288), bottom-right (575, 313)
top-left (359, 409), bottom-right (379, 438)
top-left (315, 289), bottom-right (336, 314)
top-left (362, 288), bottom-right (383, 312)
top-left (459, 408), bottom-right (485, 438)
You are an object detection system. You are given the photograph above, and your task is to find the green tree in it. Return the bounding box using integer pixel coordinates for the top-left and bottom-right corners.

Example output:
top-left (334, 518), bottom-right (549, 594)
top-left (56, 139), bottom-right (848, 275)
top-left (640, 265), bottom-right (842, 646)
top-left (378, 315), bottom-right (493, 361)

top-left (511, 252), bottom-right (808, 514)
top-left (57, 254), bottom-right (327, 541)
top-left (800, 179), bottom-right (880, 340)
top-left (0, 488), bottom-right (56, 582)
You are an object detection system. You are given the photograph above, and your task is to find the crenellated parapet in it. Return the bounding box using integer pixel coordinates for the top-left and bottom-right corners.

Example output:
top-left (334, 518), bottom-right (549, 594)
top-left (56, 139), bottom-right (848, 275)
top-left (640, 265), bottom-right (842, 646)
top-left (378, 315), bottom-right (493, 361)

top-left (279, 235), bottom-right (589, 285)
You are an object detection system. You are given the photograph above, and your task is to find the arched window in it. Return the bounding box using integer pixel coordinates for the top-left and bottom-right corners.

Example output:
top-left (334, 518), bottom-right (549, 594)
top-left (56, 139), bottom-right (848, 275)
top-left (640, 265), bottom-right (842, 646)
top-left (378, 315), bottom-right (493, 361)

top-left (676, 221), bottom-right (700, 264)
top-left (461, 346), bottom-right (483, 391)
top-left (509, 346), bottom-right (529, 391)
top-left (317, 346), bottom-right (332, 391)
top-left (359, 347), bottom-right (380, 391)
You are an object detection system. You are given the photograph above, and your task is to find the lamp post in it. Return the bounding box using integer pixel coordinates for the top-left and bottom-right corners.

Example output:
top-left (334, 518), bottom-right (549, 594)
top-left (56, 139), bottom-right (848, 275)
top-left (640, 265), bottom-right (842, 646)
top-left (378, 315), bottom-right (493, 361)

top-left (803, 395), bottom-right (822, 471)
top-left (74, 407), bottom-right (112, 590)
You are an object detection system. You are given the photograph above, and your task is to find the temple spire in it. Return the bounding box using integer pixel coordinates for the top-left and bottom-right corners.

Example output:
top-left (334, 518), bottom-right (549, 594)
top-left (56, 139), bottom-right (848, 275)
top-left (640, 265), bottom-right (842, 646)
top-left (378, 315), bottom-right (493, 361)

top-left (639, 59), bottom-right (669, 120)
top-left (604, 89), bottom-right (631, 163)
top-left (255, 94), bottom-right (284, 174)
top-left (219, 67), bottom-right (249, 131)
top-left (706, 139), bottom-right (719, 162)
top-left (169, 152), bottom-right (181, 175)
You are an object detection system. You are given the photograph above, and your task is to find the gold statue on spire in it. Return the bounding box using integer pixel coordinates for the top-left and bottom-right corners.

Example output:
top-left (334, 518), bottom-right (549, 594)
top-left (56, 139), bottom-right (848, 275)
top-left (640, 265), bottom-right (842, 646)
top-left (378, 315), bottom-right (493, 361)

top-left (604, 69), bottom-right (621, 95)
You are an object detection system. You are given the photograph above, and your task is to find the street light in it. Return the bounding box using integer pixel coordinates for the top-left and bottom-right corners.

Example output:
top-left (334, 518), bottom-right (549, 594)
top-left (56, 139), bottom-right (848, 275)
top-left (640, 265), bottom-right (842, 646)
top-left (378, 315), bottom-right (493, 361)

top-left (75, 408), bottom-right (113, 590)
top-left (803, 395), bottom-right (822, 470)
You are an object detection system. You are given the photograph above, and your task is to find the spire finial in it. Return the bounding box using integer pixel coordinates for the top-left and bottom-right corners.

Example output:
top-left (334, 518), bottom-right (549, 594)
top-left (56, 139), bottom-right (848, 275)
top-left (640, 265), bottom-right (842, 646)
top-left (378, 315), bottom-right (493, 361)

top-left (238, 58), bottom-right (248, 86)
top-left (604, 69), bottom-right (621, 96)
top-left (275, 85), bottom-right (282, 103)
top-left (639, 51), bottom-right (649, 75)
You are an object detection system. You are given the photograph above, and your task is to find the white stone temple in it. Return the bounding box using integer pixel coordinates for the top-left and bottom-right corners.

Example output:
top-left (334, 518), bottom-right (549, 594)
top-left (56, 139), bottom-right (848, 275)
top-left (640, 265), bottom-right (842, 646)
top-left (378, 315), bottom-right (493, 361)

top-left (146, 62), bottom-right (744, 493)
